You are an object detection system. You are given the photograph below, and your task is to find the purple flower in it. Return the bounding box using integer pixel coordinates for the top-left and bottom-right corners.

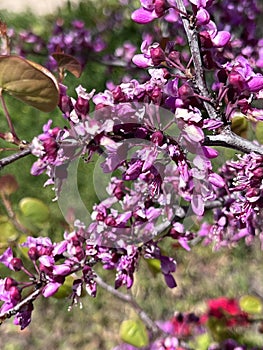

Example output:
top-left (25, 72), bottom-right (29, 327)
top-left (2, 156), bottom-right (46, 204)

top-left (131, 0), bottom-right (159, 24)
top-left (31, 120), bottom-right (64, 176)
top-left (0, 247), bottom-right (15, 270)
top-left (115, 246), bottom-right (139, 289)
top-left (42, 282), bottom-right (62, 298)
top-left (196, 8), bottom-right (210, 25)
top-left (225, 56), bottom-right (263, 93)
top-left (160, 256), bottom-right (177, 288)
top-left (13, 302), bottom-right (34, 330)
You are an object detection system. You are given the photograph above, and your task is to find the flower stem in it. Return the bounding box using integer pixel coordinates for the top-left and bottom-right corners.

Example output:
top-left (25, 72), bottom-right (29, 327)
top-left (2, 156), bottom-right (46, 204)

top-left (0, 90), bottom-right (20, 145)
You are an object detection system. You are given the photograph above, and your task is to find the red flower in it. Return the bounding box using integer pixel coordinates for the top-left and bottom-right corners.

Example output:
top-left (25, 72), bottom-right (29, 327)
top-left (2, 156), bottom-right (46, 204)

top-left (206, 297), bottom-right (249, 327)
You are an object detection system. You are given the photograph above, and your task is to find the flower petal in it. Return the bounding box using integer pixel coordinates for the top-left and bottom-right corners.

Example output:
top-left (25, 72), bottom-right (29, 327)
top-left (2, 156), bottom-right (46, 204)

top-left (131, 8), bottom-right (158, 24)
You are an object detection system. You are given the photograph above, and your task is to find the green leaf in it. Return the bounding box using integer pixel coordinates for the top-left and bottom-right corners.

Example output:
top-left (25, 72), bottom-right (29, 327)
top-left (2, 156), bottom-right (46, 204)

top-left (0, 55), bottom-right (59, 112)
top-left (256, 121), bottom-right (263, 144)
top-left (19, 197), bottom-right (50, 224)
top-left (239, 295), bottom-right (263, 314)
top-left (18, 233), bottom-right (30, 259)
top-left (0, 215), bottom-right (18, 245)
top-left (119, 319), bottom-right (149, 348)
top-left (231, 114), bottom-right (248, 138)
top-left (145, 258), bottom-right (161, 276)
top-left (191, 333), bottom-right (212, 350)
top-left (52, 52), bottom-right (82, 78)
top-left (53, 276), bottom-right (74, 299)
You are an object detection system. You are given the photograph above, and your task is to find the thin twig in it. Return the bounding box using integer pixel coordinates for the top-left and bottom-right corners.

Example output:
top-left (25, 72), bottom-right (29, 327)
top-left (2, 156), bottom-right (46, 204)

top-left (1, 192), bottom-right (29, 234)
top-left (204, 127), bottom-right (263, 155)
top-left (95, 275), bottom-right (160, 334)
top-left (0, 90), bottom-right (20, 144)
top-left (0, 148), bottom-right (32, 170)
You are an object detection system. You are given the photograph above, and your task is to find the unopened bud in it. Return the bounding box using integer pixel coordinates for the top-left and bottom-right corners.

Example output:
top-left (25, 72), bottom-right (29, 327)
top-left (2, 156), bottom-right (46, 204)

top-left (11, 257), bottom-right (23, 271)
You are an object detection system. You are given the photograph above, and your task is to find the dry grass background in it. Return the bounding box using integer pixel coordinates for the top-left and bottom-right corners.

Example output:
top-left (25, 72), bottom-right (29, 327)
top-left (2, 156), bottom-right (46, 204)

top-left (1, 241), bottom-right (263, 350)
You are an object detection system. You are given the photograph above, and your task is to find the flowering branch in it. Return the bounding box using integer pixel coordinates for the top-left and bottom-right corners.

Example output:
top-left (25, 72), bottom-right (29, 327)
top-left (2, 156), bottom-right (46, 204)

top-left (204, 126), bottom-right (263, 155)
top-left (0, 287), bottom-right (42, 325)
top-left (175, 0), bottom-right (218, 120)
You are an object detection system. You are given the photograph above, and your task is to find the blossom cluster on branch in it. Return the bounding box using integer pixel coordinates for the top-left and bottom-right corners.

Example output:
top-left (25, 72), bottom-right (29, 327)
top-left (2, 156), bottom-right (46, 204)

top-left (0, 0), bottom-right (263, 348)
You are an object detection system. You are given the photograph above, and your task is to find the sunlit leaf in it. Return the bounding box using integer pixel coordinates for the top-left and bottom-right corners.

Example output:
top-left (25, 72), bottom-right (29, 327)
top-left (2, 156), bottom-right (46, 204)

top-left (53, 276), bottom-right (74, 299)
top-left (0, 174), bottom-right (18, 195)
top-left (18, 234), bottom-right (30, 259)
top-left (231, 114), bottom-right (248, 138)
top-left (0, 55), bottom-right (59, 112)
top-left (0, 215), bottom-right (18, 245)
top-left (192, 333), bottom-right (212, 350)
top-left (256, 121), bottom-right (263, 144)
top-left (19, 197), bottom-right (50, 224)
top-left (239, 295), bottom-right (263, 314)
top-left (144, 258), bottom-right (161, 276)
top-left (52, 52), bottom-right (82, 78)
top-left (120, 319), bottom-right (149, 348)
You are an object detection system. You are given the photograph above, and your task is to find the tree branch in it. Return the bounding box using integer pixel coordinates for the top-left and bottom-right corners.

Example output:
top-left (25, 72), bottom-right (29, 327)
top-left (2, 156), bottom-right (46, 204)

top-left (176, 0), bottom-right (218, 120)
top-left (0, 287), bottom-right (42, 325)
top-left (95, 275), bottom-right (160, 334)
top-left (204, 127), bottom-right (263, 155)
top-left (0, 148), bottom-right (32, 170)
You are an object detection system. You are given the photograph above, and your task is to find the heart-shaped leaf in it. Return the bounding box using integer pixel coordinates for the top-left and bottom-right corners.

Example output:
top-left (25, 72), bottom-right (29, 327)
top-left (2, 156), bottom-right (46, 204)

top-left (239, 295), bottom-right (263, 314)
top-left (120, 319), bottom-right (149, 348)
top-left (231, 114), bottom-right (248, 138)
top-left (19, 197), bottom-right (50, 224)
top-left (0, 55), bottom-right (59, 112)
top-left (52, 52), bottom-right (82, 78)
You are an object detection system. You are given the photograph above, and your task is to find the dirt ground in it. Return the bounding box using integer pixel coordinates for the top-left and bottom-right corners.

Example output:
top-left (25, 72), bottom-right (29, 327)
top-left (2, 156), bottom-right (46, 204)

top-left (0, 0), bottom-right (80, 14)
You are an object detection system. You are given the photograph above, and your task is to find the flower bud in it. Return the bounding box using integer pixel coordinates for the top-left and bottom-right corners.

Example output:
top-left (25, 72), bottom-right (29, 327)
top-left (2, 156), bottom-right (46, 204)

top-left (228, 71), bottom-right (246, 91)
top-left (196, 8), bottom-right (210, 25)
top-left (151, 131), bottom-right (164, 146)
top-left (5, 277), bottom-right (18, 290)
top-left (254, 167), bottom-right (263, 178)
top-left (75, 96), bottom-right (90, 116)
top-left (10, 257), bottom-right (23, 271)
top-left (178, 83), bottom-right (194, 99)
top-left (150, 46), bottom-right (165, 66)
top-left (28, 247), bottom-right (39, 261)
top-left (104, 216), bottom-right (116, 227)
top-left (112, 86), bottom-right (126, 102)
top-left (154, 0), bottom-right (166, 17)
top-left (9, 286), bottom-right (21, 303)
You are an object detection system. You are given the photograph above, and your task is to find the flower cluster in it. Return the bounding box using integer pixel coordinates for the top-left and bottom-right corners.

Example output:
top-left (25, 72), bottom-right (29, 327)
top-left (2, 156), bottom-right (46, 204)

top-left (30, 120), bottom-right (65, 178)
top-left (199, 152), bottom-right (263, 249)
top-left (1, 2), bottom-right (263, 349)
top-left (46, 20), bottom-right (106, 70)
top-left (13, 19), bottom-right (106, 71)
